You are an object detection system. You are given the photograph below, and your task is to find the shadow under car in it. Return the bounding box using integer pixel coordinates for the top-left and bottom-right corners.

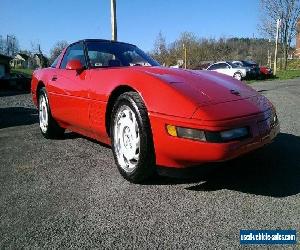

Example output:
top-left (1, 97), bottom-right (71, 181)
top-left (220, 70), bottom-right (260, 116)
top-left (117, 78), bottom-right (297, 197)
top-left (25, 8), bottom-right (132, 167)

top-left (149, 133), bottom-right (300, 198)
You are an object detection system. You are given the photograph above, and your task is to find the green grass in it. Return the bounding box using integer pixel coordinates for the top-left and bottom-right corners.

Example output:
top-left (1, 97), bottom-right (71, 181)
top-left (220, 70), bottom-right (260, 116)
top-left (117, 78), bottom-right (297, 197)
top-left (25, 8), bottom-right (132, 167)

top-left (11, 68), bottom-right (33, 78)
top-left (247, 69), bottom-right (300, 83)
top-left (275, 69), bottom-right (300, 80)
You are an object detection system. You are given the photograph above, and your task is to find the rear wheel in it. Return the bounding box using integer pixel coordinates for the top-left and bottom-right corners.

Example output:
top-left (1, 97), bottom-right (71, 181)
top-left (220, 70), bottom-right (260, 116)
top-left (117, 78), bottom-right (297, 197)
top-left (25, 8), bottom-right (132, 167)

top-left (111, 92), bottom-right (155, 183)
top-left (233, 72), bottom-right (242, 81)
top-left (38, 87), bottom-right (65, 138)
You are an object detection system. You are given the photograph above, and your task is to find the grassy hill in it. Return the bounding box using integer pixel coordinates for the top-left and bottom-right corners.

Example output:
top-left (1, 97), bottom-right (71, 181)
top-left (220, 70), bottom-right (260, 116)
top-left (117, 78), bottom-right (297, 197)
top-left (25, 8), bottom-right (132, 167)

top-left (11, 68), bottom-right (33, 78)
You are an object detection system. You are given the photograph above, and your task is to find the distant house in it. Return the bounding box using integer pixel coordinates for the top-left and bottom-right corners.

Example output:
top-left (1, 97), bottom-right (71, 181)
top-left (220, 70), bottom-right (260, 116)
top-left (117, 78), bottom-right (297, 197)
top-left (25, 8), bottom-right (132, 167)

top-left (0, 54), bottom-right (11, 78)
top-left (33, 53), bottom-right (48, 68)
top-left (11, 53), bottom-right (30, 68)
top-left (10, 52), bottom-right (49, 69)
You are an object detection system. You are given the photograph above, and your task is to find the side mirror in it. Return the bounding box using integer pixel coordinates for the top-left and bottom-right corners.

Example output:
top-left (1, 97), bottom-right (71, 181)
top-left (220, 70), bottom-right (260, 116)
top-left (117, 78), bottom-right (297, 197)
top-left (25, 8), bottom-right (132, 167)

top-left (66, 59), bottom-right (84, 72)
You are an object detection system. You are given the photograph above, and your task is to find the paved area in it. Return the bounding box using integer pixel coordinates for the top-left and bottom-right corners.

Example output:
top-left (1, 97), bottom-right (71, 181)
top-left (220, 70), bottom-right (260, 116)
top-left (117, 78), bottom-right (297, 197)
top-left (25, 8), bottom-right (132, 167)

top-left (0, 79), bottom-right (299, 248)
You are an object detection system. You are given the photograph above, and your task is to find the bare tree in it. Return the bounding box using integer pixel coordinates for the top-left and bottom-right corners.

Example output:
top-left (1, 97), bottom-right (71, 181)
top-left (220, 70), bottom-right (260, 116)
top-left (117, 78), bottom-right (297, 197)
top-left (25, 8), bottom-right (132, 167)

top-left (151, 32), bottom-right (273, 69)
top-left (153, 32), bottom-right (169, 65)
top-left (30, 40), bottom-right (45, 55)
top-left (259, 0), bottom-right (300, 69)
top-left (2, 35), bottom-right (19, 56)
top-left (49, 41), bottom-right (69, 64)
top-left (0, 35), bottom-right (4, 54)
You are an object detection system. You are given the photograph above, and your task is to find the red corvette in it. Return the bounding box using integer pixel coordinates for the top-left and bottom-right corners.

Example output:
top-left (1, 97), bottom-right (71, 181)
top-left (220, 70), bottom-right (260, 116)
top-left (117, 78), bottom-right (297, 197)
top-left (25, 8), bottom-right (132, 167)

top-left (31, 39), bottom-right (280, 182)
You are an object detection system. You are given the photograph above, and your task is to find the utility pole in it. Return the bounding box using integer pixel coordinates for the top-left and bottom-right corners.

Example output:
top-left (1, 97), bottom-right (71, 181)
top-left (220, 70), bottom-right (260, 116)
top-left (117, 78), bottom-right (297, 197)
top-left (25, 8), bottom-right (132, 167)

top-left (6, 35), bottom-right (16, 56)
top-left (110, 0), bottom-right (117, 41)
top-left (183, 43), bottom-right (187, 69)
top-left (6, 35), bottom-right (9, 56)
top-left (274, 19), bottom-right (281, 75)
top-left (267, 39), bottom-right (271, 67)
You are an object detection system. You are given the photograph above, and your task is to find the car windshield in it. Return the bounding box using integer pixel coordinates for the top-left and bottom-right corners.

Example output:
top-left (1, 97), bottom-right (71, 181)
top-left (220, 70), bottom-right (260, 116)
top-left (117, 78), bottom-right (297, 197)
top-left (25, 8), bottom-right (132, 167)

top-left (51, 56), bottom-right (60, 68)
top-left (86, 41), bottom-right (160, 68)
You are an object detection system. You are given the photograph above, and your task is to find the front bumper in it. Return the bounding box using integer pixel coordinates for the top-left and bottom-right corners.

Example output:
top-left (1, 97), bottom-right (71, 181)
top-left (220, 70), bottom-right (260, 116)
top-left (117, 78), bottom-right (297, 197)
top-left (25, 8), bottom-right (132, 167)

top-left (149, 111), bottom-right (280, 168)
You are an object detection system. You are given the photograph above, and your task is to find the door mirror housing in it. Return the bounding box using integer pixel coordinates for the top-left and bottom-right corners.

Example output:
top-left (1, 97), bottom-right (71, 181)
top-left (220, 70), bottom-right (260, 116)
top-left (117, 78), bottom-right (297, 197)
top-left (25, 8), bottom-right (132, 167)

top-left (66, 59), bottom-right (84, 72)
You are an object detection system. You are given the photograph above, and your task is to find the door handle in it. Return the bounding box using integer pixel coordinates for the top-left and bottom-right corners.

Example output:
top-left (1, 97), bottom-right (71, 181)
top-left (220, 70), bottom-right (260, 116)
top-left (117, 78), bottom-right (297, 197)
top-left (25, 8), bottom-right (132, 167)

top-left (52, 76), bottom-right (58, 81)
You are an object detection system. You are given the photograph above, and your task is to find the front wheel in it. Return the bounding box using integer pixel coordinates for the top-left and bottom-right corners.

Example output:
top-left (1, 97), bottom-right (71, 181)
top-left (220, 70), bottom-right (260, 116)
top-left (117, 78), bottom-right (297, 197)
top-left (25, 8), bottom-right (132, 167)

top-left (111, 92), bottom-right (155, 183)
top-left (38, 87), bottom-right (65, 139)
top-left (233, 72), bottom-right (242, 81)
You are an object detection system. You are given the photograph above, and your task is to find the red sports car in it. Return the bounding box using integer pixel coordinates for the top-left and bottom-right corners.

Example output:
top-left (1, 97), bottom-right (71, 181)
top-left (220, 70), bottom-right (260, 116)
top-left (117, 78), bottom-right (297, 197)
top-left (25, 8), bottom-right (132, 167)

top-left (31, 39), bottom-right (280, 182)
top-left (260, 66), bottom-right (273, 79)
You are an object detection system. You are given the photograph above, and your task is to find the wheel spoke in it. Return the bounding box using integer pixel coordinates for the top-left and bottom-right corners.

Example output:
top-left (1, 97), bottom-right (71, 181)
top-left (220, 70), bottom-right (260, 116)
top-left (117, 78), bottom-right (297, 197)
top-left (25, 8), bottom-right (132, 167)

top-left (134, 133), bottom-right (140, 149)
top-left (132, 150), bottom-right (140, 161)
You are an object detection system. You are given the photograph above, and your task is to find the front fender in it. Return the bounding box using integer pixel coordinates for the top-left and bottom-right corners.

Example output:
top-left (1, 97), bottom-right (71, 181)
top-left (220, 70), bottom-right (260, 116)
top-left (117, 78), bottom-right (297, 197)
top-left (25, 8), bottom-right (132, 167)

top-left (89, 69), bottom-right (199, 118)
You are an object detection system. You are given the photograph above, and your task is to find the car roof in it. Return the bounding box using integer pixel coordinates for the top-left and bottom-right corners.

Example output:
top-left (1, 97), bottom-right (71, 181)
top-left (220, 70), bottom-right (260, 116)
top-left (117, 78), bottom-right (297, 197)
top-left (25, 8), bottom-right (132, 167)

top-left (212, 61), bottom-right (228, 64)
top-left (234, 60), bottom-right (256, 64)
top-left (207, 61), bottom-right (230, 69)
top-left (75, 39), bottom-right (136, 47)
top-left (243, 60), bottom-right (257, 64)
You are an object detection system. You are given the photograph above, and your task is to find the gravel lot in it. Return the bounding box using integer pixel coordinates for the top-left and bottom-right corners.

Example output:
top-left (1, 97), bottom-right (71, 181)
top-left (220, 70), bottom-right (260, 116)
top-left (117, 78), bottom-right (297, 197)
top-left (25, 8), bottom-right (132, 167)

top-left (0, 79), bottom-right (299, 248)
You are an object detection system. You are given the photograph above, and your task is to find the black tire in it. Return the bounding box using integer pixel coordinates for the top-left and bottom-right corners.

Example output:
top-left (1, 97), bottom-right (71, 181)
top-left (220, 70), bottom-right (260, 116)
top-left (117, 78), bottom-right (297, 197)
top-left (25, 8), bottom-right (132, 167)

top-left (38, 87), bottom-right (65, 139)
top-left (233, 72), bottom-right (242, 81)
top-left (110, 92), bottom-right (155, 183)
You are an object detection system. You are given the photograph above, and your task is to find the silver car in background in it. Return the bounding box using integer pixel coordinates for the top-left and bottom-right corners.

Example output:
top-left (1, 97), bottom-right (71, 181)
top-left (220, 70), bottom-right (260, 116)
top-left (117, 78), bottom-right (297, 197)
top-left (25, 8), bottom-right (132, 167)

top-left (206, 61), bottom-right (246, 81)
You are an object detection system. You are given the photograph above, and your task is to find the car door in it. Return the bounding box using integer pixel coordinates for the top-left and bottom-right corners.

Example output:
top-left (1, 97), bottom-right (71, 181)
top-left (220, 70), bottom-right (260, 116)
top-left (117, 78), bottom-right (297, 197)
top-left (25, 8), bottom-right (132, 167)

top-left (47, 42), bottom-right (91, 131)
top-left (84, 42), bottom-right (119, 141)
top-left (215, 63), bottom-right (232, 76)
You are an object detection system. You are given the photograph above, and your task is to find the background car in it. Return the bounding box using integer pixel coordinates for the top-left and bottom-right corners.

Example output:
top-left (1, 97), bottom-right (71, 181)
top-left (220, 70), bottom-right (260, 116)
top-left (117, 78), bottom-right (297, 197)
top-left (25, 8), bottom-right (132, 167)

top-left (0, 73), bottom-right (31, 91)
top-left (232, 60), bottom-right (260, 79)
top-left (31, 39), bottom-right (279, 183)
top-left (259, 66), bottom-right (273, 79)
top-left (206, 61), bottom-right (246, 80)
top-left (9, 73), bottom-right (31, 91)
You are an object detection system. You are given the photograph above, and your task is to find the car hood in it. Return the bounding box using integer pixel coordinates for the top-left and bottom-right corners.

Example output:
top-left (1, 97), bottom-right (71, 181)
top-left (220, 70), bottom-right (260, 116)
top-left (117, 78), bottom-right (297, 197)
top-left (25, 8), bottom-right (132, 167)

top-left (136, 67), bottom-right (258, 106)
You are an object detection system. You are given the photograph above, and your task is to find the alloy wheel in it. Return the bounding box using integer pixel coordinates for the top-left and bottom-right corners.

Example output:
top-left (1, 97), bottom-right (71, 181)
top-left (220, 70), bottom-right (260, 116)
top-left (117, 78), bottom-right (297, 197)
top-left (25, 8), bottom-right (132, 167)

top-left (113, 105), bottom-right (140, 172)
top-left (39, 95), bottom-right (48, 133)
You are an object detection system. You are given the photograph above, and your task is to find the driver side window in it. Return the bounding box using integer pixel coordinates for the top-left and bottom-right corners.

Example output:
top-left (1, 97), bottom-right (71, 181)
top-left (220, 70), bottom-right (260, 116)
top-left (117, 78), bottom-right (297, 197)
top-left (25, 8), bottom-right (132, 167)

top-left (209, 64), bottom-right (219, 70)
top-left (60, 43), bottom-right (85, 69)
